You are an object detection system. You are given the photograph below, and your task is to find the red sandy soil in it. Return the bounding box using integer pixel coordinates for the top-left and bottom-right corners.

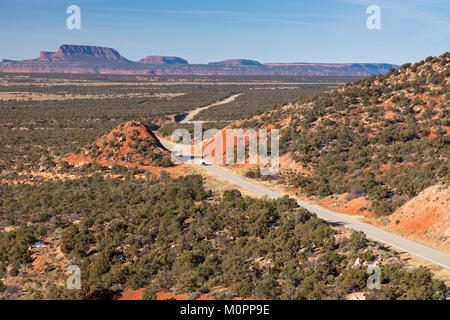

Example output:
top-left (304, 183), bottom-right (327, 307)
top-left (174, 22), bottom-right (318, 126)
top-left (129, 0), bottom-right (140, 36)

top-left (384, 111), bottom-right (396, 119)
top-left (117, 289), bottom-right (211, 300)
top-left (278, 117), bottom-right (291, 126)
top-left (315, 194), bottom-right (376, 219)
top-left (117, 288), bottom-right (145, 300)
top-left (378, 162), bottom-right (413, 172)
top-left (387, 185), bottom-right (450, 252)
top-left (117, 289), bottom-right (254, 300)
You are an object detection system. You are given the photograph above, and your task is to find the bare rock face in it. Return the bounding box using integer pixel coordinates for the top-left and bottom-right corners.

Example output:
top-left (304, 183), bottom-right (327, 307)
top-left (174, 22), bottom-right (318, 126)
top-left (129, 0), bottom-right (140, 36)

top-left (139, 56), bottom-right (188, 65)
top-left (208, 59), bottom-right (263, 66)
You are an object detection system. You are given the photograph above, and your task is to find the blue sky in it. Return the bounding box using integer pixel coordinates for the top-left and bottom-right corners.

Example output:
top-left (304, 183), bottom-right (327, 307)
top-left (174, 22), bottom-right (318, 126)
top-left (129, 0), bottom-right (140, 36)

top-left (0, 0), bottom-right (449, 64)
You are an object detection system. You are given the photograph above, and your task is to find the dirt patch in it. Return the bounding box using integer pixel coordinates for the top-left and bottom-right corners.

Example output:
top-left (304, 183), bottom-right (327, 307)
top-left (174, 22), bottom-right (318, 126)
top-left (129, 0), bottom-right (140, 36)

top-left (315, 194), bottom-right (376, 219)
top-left (387, 185), bottom-right (449, 252)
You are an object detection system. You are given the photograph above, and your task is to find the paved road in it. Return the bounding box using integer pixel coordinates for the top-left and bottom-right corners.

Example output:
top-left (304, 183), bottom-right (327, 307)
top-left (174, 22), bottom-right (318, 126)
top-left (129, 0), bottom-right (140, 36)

top-left (180, 93), bottom-right (243, 123)
top-left (160, 138), bottom-right (450, 270)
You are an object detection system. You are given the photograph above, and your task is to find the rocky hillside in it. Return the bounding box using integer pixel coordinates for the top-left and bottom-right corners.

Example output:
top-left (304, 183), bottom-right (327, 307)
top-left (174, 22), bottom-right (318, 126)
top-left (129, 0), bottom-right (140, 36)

top-left (65, 121), bottom-right (173, 168)
top-left (240, 53), bottom-right (449, 219)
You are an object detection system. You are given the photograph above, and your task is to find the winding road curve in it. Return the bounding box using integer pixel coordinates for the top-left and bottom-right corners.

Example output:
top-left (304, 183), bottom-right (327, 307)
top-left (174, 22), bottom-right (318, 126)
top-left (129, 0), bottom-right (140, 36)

top-left (160, 138), bottom-right (450, 270)
top-left (179, 93), bottom-right (243, 123)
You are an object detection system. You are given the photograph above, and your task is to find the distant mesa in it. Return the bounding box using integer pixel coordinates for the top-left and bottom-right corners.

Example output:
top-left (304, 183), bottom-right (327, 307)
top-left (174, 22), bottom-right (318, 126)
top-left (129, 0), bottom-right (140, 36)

top-left (139, 56), bottom-right (189, 65)
top-left (264, 62), bottom-right (353, 67)
top-left (37, 44), bottom-right (128, 62)
top-left (208, 59), bottom-right (263, 66)
top-left (0, 44), bottom-right (397, 76)
top-left (264, 62), bottom-right (396, 69)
